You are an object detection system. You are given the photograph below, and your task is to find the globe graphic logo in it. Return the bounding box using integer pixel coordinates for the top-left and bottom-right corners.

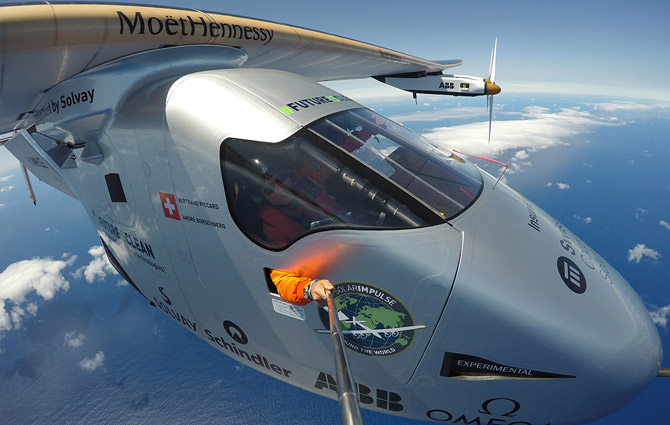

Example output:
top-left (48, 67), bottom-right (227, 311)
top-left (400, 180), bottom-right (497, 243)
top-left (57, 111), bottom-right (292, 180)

top-left (333, 282), bottom-right (419, 356)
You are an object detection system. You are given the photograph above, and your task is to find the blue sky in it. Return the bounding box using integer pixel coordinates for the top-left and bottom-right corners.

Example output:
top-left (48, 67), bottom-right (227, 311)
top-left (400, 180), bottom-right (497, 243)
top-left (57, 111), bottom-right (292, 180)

top-left (125, 0), bottom-right (670, 96)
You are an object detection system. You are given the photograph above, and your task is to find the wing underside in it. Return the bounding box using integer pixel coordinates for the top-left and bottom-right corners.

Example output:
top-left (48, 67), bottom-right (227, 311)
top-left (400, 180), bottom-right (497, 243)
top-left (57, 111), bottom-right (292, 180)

top-left (0, 3), bottom-right (460, 135)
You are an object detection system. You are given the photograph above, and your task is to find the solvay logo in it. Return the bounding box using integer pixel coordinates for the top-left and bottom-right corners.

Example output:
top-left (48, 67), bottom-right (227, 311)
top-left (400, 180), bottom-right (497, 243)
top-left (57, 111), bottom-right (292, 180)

top-left (159, 192), bottom-right (180, 220)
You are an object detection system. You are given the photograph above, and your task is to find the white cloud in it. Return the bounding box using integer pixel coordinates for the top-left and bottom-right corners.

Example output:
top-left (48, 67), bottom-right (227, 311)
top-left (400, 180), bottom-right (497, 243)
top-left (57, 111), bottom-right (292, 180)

top-left (635, 208), bottom-right (648, 220)
top-left (25, 302), bottom-right (37, 315)
top-left (573, 215), bottom-right (592, 224)
top-left (64, 331), bottom-right (85, 348)
top-left (0, 185), bottom-right (15, 192)
top-left (72, 245), bottom-right (117, 283)
top-left (0, 175), bottom-right (13, 182)
top-left (544, 182), bottom-right (553, 187)
top-left (557, 183), bottom-right (570, 190)
top-left (649, 305), bottom-right (670, 328)
top-left (627, 244), bottom-right (661, 263)
top-left (506, 160), bottom-right (532, 175)
top-left (514, 150), bottom-right (529, 160)
top-left (390, 106), bottom-right (488, 123)
top-left (660, 220), bottom-right (670, 230)
top-left (589, 101), bottom-right (659, 112)
top-left (79, 351), bottom-right (105, 372)
top-left (421, 106), bottom-right (617, 158)
top-left (150, 324), bottom-right (162, 338)
top-left (10, 304), bottom-right (36, 329)
top-left (0, 255), bottom-right (77, 336)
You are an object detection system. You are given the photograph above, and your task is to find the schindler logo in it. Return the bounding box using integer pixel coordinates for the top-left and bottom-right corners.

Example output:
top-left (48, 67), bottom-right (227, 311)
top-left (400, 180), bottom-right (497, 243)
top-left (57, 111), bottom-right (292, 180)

top-left (117, 11), bottom-right (275, 45)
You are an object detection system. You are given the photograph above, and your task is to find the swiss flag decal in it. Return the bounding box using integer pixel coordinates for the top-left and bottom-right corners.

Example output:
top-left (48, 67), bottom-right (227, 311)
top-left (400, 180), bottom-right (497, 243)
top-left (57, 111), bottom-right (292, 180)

top-left (159, 192), bottom-right (180, 220)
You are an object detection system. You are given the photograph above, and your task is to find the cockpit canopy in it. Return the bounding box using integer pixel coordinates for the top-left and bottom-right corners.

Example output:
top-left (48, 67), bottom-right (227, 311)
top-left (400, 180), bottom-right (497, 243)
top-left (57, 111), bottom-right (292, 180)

top-left (221, 108), bottom-right (483, 249)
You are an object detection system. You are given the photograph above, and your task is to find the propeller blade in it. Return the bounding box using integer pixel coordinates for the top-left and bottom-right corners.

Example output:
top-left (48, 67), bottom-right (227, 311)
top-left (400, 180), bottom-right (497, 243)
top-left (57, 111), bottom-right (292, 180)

top-left (487, 94), bottom-right (493, 144)
top-left (488, 37), bottom-right (498, 83)
top-left (487, 37), bottom-right (497, 144)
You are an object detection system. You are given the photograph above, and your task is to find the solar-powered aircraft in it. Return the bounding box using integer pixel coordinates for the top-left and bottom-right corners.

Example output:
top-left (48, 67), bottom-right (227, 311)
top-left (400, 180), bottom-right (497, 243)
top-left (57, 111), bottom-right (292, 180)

top-left (0, 3), bottom-right (664, 424)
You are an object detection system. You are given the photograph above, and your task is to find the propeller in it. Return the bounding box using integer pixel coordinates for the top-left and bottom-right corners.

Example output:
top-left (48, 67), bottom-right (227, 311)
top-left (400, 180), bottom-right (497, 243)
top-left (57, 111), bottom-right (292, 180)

top-left (485, 38), bottom-right (499, 144)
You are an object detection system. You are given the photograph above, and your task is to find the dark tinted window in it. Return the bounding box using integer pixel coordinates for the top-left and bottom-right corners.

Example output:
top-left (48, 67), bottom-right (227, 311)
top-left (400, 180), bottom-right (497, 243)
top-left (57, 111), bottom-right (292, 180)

top-left (221, 130), bottom-right (432, 249)
top-left (309, 108), bottom-right (483, 219)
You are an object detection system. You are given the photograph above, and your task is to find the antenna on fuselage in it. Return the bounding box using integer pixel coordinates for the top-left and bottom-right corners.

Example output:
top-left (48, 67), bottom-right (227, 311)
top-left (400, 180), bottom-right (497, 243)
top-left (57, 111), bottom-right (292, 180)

top-left (453, 150), bottom-right (508, 190)
top-left (21, 163), bottom-right (37, 205)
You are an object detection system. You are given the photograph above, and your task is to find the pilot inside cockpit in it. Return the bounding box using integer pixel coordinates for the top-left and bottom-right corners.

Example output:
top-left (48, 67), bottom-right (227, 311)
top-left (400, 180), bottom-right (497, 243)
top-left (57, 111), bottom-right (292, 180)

top-left (255, 158), bottom-right (337, 247)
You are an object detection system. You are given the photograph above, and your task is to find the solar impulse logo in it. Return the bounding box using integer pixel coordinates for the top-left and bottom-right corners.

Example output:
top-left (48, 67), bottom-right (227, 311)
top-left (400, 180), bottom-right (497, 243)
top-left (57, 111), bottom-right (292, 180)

top-left (327, 282), bottom-right (422, 357)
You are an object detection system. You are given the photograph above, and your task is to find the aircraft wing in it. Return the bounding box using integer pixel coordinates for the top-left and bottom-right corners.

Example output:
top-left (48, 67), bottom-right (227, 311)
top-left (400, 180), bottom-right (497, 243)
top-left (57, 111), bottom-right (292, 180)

top-left (0, 2), bottom-right (461, 135)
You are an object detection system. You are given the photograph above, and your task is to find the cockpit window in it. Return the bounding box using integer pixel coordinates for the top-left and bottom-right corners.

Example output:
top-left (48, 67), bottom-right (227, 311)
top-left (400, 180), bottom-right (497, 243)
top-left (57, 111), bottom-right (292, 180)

top-left (221, 108), bottom-right (482, 250)
top-left (309, 109), bottom-right (483, 219)
top-left (221, 132), bottom-right (439, 249)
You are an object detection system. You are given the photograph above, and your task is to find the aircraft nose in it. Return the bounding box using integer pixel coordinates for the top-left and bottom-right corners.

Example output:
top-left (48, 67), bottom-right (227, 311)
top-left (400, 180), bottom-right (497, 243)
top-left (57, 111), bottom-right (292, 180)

top-left (442, 186), bottom-right (662, 422)
top-left (580, 267), bottom-right (661, 400)
top-left (537, 260), bottom-right (662, 421)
